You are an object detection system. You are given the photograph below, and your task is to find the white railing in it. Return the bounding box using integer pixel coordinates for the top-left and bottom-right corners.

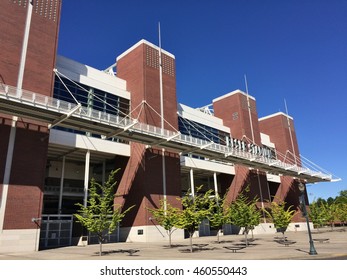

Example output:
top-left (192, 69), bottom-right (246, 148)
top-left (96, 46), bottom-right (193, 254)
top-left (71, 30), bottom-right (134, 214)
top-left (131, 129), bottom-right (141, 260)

top-left (0, 83), bottom-right (335, 182)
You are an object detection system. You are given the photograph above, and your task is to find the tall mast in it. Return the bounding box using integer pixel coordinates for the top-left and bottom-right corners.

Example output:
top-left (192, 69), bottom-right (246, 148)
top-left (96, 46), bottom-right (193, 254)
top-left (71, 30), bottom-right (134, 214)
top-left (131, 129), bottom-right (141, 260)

top-left (158, 22), bottom-right (164, 130)
top-left (245, 75), bottom-right (267, 220)
top-left (284, 99), bottom-right (297, 165)
top-left (158, 22), bottom-right (167, 211)
top-left (244, 74), bottom-right (255, 143)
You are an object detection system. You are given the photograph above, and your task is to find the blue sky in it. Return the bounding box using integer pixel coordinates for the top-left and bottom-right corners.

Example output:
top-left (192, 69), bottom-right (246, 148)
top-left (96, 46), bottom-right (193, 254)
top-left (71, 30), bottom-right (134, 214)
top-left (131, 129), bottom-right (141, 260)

top-left (58, 0), bottom-right (347, 200)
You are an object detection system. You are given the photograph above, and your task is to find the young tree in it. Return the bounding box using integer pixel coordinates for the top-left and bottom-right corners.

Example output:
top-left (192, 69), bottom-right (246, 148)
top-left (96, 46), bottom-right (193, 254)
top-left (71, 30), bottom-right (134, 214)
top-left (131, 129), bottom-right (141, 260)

top-left (309, 201), bottom-right (328, 229)
top-left (335, 191), bottom-right (347, 228)
top-left (265, 200), bottom-right (295, 239)
top-left (336, 203), bottom-right (347, 228)
top-left (309, 191), bottom-right (347, 230)
top-left (148, 199), bottom-right (180, 248)
top-left (208, 194), bottom-right (229, 243)
top-left (74, 169), bottom-right (134, 256)
top-left (227, 191), bottom-right (261, 246)
top-left (176, 187), bottom-right (215, 253)
top-left (323, 202), bottom-right (339, 230)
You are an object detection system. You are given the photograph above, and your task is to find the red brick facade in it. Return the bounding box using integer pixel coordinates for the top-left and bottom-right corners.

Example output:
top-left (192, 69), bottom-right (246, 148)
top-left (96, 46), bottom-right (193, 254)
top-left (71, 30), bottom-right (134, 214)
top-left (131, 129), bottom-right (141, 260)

top-left (0, 1), bottom-right (310, 242)
top-left (259, 113), bottom-right (304, 221)
top-left (0, 0), bottom-right (61, 95)
top-left (213, 91), bottom-right (270, 204)
top-left (0, 1), bottom-right (61, 230)
top-left (259, 113), bottom-right (300, 165)
top-left (213, 91), bottom-right (261, 145)
top-left (115, 42), bottom-right (181, 227)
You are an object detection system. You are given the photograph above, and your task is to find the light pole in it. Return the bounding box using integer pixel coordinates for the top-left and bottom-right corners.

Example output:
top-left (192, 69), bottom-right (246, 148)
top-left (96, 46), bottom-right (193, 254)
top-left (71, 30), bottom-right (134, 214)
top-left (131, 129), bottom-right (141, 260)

top-left (298, 182), bottom-right (317, 255)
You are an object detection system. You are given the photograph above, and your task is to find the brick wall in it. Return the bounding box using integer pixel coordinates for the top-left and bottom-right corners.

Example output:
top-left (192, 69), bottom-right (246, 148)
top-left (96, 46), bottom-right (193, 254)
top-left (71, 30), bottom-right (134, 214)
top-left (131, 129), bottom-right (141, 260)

top-left (0, 0), bottom-right (61, 96)
top-left (259, 113), bottom-right (301, 165)
top-left (115, 42), bottom-right (181, 227)
top-left (259, 113), bottom-right (304, 219)
top-left (213, 91), bottom-right (261, 145)
top-left (213, 91), bottom-right (270, 203)
top-left (0, 0), bottom-right (61, 230)
top-left (2, 124), bottom-right (49, 229)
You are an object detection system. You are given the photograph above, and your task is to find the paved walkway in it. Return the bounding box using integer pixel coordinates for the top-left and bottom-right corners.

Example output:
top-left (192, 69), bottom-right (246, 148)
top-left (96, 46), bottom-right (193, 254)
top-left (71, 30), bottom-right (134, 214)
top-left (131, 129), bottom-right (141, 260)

top-left (1, 228), bottom-right (346, 260)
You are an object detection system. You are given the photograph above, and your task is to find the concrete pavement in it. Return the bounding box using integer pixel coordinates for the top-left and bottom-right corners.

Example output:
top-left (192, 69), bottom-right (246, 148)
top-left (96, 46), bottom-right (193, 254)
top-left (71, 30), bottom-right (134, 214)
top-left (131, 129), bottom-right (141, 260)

top-left (0, 228), bottom-right (346, 260)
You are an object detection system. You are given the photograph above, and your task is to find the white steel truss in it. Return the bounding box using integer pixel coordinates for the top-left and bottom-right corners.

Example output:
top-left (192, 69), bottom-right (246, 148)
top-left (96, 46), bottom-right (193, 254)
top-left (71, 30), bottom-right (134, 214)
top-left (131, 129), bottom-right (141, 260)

top-left (0, 83), bottom-right (340, 183)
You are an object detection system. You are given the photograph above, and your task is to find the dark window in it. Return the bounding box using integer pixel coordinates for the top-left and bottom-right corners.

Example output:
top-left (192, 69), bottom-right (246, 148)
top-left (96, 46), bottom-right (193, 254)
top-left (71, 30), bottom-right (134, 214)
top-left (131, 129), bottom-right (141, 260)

top-left (178, 116), bottom-right (229, 145)
top-left (53, 76), bottom-right (130, 139)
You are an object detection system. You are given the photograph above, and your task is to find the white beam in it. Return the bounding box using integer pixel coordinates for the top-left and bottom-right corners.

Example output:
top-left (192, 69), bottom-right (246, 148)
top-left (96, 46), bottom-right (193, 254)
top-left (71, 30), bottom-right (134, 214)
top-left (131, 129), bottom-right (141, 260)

top-left (213, 172), bottom-right (219, 201)
top-left (0, 119), bottom-right (17, 231)
top-left (83, 150), bottom-right (90, 207)
top-left (58, 156), bottom-right (65, 214)
top-left (48, 104), bottom-right (81, 129)
top-left (148, 132), bottom-right (181, 147)
top-left (190, 168), bottom-right (195, 198)
top-left (106, 119), bottom-right (138, 139)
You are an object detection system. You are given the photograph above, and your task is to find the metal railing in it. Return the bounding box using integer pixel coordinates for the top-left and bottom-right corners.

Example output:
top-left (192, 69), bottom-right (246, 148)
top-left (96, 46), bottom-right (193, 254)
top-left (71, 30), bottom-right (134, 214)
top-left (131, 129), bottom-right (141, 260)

top-left (0, 84), bottom-right (335, 183)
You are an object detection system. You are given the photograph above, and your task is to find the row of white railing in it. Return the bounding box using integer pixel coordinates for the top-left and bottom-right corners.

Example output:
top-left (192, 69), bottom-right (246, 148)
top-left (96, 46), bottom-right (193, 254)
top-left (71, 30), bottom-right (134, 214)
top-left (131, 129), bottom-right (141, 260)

top-left (0, 84), bottom-right (333, 182)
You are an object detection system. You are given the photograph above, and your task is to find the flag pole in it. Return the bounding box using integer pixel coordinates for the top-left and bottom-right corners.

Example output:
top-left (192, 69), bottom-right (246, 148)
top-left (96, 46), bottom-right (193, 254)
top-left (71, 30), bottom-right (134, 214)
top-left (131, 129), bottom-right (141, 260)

top-left (158, 22), bottom-right (167, 212)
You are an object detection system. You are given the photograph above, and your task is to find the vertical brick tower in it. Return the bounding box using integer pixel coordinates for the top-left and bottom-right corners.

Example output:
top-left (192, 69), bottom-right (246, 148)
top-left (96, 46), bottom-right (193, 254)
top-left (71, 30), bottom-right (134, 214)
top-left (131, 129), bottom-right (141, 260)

top-left (213, 90), bottom-right (270, 206)
top-left (0, 0), bottom-right (61, 252)
top-left (259, 113), bottom-right (303, 215)
top-left (115, 40), bottom-right (182, 241)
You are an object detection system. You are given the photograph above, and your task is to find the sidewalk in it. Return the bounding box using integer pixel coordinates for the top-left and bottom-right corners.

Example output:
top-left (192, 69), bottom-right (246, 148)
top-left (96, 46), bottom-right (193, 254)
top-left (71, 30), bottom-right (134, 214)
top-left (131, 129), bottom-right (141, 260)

top-left (1, 228), bottom-right (346, 260)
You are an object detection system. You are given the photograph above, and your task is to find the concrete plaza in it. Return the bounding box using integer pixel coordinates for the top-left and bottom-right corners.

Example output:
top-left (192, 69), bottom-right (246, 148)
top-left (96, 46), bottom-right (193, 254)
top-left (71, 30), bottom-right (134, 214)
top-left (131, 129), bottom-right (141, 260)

top-left (0, 228), bottom-right (346, 260)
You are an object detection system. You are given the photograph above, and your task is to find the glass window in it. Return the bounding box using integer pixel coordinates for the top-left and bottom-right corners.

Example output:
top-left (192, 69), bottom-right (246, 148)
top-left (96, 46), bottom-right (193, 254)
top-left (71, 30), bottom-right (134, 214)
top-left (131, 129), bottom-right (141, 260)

top-left (178, 116), bottom-right (229, 145)
top-left (53, 76), bottom-right (130, 138)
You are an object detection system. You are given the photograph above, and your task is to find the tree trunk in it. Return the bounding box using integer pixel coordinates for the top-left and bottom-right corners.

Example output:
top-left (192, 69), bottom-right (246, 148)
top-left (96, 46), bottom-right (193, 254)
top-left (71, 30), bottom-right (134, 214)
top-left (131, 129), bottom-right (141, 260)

top-left (169, 231), bottom-right (172, 248)
top-left (244, 228), bottom-right (249, 247)
top-left (189, 232), bottom-right (193, 253)
top-left (98, 235), bottom-right (103, 256)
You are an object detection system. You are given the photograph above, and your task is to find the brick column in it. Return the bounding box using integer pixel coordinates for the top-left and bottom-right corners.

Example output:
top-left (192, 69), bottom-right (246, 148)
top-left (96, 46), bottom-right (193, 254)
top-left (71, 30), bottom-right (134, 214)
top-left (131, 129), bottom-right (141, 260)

top-left (115, 41), bottom-right (181, 234)
top-left (213, 91), bottom-right (269, 203)
top-left (0, 1), bottom-right (61, 252)
top-left (259, 113), bottom-right (304, 221)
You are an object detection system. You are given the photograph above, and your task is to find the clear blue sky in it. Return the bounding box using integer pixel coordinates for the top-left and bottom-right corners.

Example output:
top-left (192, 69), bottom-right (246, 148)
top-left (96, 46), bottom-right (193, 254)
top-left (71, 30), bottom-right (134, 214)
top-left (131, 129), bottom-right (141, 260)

top-left (58, 0), bottom-right (347, 200)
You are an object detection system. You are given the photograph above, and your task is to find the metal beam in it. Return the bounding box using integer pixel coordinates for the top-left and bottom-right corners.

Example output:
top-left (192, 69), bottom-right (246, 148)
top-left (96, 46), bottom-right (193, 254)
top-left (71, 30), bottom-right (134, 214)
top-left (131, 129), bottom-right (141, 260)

top-left (147, 132), bottom-right (181, 148)
top-left (48, 104), bottom-right (82, 129)
top-left (285, 165), bottom-right (297, 171)
top-left (106, 119), bottom-right (138, 139)
top-left (182, 141), bottom-right (215, 154)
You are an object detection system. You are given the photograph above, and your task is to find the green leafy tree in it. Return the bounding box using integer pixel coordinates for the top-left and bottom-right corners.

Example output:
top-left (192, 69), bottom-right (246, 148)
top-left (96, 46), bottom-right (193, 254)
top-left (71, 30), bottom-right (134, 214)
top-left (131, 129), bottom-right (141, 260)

top-left (74, 169), bottom-right (134, 256)
top-left (334, 190), bottom-right (347, 228)
top-left (336, 203), bottom-right (347, 228)
top-left (309, 201), bottom-right (328, 229)
top-left (176, 187), bottom-right (215, 253)
top-left (209, 194), bottom-right (230, 243)
top-left (335, 190), bottom-right (347, 205)
top-left (315, 197), bottom-right (327, 206)
top-left (265, 200), bottom-right (295, 239)
top-left (227, 191), bottom-right (261, 246)
top-left (323, 202), bottom-right (339, 230)
top-left (148, 199), bottom-right (181, 248)
top-left (327, 197), bottom-right (335, 205)
top-left (309, 190), bottom-right (347, 229)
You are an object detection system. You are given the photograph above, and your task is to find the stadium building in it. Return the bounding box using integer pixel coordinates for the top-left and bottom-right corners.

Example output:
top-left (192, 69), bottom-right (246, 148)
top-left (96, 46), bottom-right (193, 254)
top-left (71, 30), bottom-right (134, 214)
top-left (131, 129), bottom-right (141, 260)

top-left (0, 1), bottom-right (337, 252)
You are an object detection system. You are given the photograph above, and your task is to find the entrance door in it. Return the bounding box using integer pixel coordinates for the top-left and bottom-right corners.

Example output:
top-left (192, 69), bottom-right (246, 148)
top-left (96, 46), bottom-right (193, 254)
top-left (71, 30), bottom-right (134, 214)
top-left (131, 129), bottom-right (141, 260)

top-left (39, 215), bottom-right (73, 249)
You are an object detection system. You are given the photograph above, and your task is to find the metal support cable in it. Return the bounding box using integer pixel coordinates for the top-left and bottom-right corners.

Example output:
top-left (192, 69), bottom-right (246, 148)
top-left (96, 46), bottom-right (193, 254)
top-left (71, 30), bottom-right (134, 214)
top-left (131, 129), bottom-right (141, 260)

top-left (54, 69), bottom-right (123, 116)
